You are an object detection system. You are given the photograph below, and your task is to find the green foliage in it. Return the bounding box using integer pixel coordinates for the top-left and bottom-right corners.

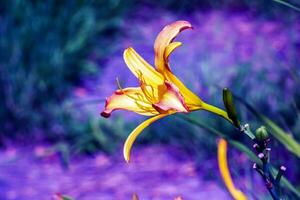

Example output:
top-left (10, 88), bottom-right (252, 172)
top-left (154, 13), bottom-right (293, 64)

top-left (261, 116), bottom-right (300, 158)
top-left (69, 114), bottom-right (128, 154)
top-left (177, 114), bottom-right (300, 199)
top-left (136, 0), bottom-right (300, 17)
top-left (237, 97), bottom-right (300, 159)
top-left (0, 0), bottom-right (128, 141)
top-left (272, 0), bottom-right (300, 12)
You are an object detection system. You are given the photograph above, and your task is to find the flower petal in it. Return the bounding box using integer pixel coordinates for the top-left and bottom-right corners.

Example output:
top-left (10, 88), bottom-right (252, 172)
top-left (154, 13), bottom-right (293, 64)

top-left (101, 87), bottom-right (159, 118)
top-left (163, 70), bottom-right (203, 109)
top-left (163, 71), bottom-right (230, 121)
top-left (153, 81), bottom-right (188, 113)
top-left (218, 139), bottom-right (248, 200)
top-left (123, 114), bottom-right (168, 162)
top-left (164, 42), bottom-right (182, 62)
top-left (153, 21), bottom-right (203, 110)
top-left (124, 47), bottom-right (164, 86)
top-left (154, 21), bottom-right (192, 72)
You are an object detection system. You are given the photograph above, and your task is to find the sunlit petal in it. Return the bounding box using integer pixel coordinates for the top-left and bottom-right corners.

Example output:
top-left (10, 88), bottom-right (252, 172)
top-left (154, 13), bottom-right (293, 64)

top-left (153, 81), bottom-right (188, 113)
top-left (101, 87), bottom-right (159, 118)
top-left (218, 139), bottom-right (248, 200)
top-left (164, 42), bottom-right (182, 62)
top-left (164, 70), bottom-right (203, 108)
top-left (124, 47), bottom-right (164, 86)
top-left (123, 114), bottom-right (168, 162)
top-left (154, 21), bottom-right (192, 72)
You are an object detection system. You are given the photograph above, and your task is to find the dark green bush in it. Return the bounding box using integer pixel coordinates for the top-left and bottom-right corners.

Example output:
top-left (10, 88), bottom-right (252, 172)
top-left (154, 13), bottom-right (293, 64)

top-left (0, 0), bottom-right (129, 142)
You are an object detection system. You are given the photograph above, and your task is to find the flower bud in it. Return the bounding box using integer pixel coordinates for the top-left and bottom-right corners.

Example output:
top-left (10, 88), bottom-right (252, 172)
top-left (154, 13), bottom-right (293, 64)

top-left (222, 88), bottom-right (240, 128)
top-left (255, 126), bottom-right (269, 142)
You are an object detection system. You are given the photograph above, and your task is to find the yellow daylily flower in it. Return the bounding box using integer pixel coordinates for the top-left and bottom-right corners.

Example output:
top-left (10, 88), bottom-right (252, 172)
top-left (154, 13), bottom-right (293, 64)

top-left (218, 139), bottom-right (248, 200)
top-left (101, 20), bottom-right (231, 162)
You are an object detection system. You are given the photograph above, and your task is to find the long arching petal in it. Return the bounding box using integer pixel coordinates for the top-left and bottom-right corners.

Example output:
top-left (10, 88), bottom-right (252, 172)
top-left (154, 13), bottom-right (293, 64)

top-left (154, 21), bottom-right (192, 72)
top-left (123, 114), bottom-right (168, 162)
top-left (218, 139), bottom-right (248, 200)
top-left (101, 87), bottom-right (158, 118)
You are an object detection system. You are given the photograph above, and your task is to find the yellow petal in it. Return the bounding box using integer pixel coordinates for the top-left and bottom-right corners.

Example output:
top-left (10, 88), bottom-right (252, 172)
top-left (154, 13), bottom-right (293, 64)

top-left (124, 47), bottom-right (164, 86)
top-left (123, 114), bottom-right (168, 162)
top-left (164, 71), bottom-right (231, 122)
top-left (218, 139), bottom-right (248, 200)
top-left (164, 70), bottom-right (203, 109)
top-left (164, 42), bottom-right (182, 62)
top-left (153, 81), bottom-right (188, 113)
top-left (101, 87), bottom-right (159, 117)
top-left (154, 21), bottom-right (192, 72)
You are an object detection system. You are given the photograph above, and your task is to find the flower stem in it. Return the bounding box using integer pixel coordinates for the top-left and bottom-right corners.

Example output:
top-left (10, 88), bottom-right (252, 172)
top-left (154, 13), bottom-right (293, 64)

top-left (202, 102), bottom-right (233, 124)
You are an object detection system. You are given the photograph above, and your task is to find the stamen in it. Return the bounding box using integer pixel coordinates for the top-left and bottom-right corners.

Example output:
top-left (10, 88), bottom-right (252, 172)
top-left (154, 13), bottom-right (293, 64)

top-left (115, 77), bottom-right (150, 103)
top-left (115, 74), bottom-right (158, 114)
top-left (136, 70), bottom-right (159, 103)
top-left (141, 84), bottom-right (157, 103)
top-left (116, 77), bottom-right (123, 91)
top-left (134, 101), bottom-right (157, 113)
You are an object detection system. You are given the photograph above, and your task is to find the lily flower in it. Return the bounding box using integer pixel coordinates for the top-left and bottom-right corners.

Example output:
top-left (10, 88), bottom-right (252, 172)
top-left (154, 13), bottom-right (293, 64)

top-left (101, 21), bottom-right (231, 162)
top-left (218, 139), bottom-right (248, 200)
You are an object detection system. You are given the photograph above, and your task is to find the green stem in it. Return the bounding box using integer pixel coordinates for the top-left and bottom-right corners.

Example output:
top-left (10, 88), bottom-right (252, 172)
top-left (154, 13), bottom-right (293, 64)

top-left (272, 0), bottom-right (300, 12)
top-left (202, 102), bottom-right (233, 124)
top-left (177, 114), bottom-right (300, 198)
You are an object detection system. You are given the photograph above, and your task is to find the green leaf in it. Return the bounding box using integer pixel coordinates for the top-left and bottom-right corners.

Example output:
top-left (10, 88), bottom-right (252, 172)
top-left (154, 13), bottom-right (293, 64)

top-left (272, 0), bottom-right (300, 12)
top-left (260, 116), bottom-right (300, 158)
top-left (236, 96), bottom-right (300, 159)
top-left (228, 140), bottom-right (261, 165)
top-left (176, 114), bottom-right (300, 198)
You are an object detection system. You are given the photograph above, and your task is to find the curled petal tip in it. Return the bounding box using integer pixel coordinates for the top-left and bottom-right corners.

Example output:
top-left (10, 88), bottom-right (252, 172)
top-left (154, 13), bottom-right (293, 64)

top-left (174, 20), bottom-right (192, 27)
top-left (100, 111), bottom-right (111, 118)
top-left (154, 20), bottom-right (193, 72)
top-left (124, 157), bottom-right (130, 163)
top-left (123, 47), bottom-right (131, 54)
top-left (123, 146), bottom-right (130, 163)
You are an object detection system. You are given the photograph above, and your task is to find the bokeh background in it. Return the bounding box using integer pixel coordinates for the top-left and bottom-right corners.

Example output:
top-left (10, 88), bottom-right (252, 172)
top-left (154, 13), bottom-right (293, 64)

top-left (1, 0), bottom-right (300, 199)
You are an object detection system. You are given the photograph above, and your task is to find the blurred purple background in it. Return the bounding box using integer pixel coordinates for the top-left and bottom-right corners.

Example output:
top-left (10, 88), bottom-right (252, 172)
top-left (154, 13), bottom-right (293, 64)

top-left (1, 1), bottom-right (300, 199)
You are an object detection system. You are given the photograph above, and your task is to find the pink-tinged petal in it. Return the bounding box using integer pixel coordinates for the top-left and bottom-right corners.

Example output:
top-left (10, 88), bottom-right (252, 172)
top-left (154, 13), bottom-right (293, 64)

top-left (164, 70), bottom-right (203, 109)
top-left (153, 21), bottom-right (203, 110)
top-left (101, 87), bottom-right (159, 118)
top-left (154, 21), bottom-right (192, 72)
top-left (153, 81), bottom-right (189, 113)
top-left (124, 114), bottom-right (168, 162)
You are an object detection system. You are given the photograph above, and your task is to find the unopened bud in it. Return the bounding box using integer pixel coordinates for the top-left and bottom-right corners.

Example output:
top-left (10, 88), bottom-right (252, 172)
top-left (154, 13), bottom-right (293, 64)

top-left (222, 88), bottom-right (240, 128)
top-left (255, 126), bottom-right (269, 142)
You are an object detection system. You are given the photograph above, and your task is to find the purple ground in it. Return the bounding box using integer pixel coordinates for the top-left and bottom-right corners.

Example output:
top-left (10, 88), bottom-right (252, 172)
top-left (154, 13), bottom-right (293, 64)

top-left (0, 145), bottom-right (232, 200)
